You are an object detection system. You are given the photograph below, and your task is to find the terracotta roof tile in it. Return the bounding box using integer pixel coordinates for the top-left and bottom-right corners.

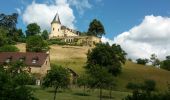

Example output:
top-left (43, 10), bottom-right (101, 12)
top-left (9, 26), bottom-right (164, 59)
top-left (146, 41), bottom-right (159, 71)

top-left (0, 52), bottom-right (49, 67)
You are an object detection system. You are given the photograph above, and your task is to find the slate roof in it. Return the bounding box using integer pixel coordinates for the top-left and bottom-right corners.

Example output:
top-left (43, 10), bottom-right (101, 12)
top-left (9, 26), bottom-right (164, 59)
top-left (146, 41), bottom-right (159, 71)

top-left (51, 13), bottom-right (61, 24)
top-left (0, 52), bottom-right (49, 67)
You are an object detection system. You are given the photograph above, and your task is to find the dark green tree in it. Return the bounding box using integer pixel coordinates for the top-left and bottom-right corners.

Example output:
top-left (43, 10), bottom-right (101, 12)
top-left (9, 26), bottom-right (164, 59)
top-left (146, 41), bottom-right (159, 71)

top-left (87, 19), bottom-right (105, 37)
top-left (42, 65), bottom-right (70, 100)
top-left (136, 58), bottom-right (148, 65)
top-left (0, 13), bottom-right (18, 36)
top-left (0, 27), bottom-right (8, 46)
top-left (160, 56), bottom-right (170, 71)
top-left (0, 62), bottom-right (37, 100)
top-left (26, 35), bottom-right (49, 52)
top-left (26, 23), bottom-right (41, 36)
top-left (41, 30), bottom-right (49, 40)
top-left (86, 43), bottom-right (126, 76)
top-left (77, 74), bottom-right (90, 96)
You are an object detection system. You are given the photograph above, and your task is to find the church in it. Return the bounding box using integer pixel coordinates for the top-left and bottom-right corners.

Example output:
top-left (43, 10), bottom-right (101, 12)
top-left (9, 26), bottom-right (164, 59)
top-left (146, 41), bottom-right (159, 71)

top-left (49, 13), bottom-right (101, 46)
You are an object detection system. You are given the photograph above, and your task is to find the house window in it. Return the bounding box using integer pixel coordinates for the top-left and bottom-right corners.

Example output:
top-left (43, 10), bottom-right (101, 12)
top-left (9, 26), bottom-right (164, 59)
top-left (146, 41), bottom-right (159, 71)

top-left (5, 59), bottom-right (11, 63)
top-left (32, 59), bottom-right (37, 64)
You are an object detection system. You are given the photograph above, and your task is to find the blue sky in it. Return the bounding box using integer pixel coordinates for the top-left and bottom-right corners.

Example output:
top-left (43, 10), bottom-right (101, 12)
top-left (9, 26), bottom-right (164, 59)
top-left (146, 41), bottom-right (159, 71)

top-left (1, 0), bottom-right (170, 38)
top-left (1, 0), bottom-right (170, 59)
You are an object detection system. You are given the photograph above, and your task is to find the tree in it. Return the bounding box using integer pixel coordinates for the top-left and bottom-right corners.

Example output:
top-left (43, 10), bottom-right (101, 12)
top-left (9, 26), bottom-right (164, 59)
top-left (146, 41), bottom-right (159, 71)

top-left (26, 23), bottom-right (41, 36)
top-left (0, 62), bottom-right (37, 100)
top-left (87, 19), bottom-right (105, 37)
top-left (0, 27), bottom-right (8, 46)
top-left (150, 54), bottom-right (160, 67)
top-left (26, 35), bottom-right (49, 52)
top-left (77, 74), bottom-right (90, 96)
top-left (0, 45), bottom-right (19, 52)
top-left (86, 43), bottom-right (126, 76)
top-left (41, 30), bottom-right (49, 40)
top-left (160, 56), bottom-right (170, 71)
top-left (0, 13), bottom-right (18, 36)
top-left (136, 58), bottom-right (148, 65)
top-left (42, 65), bottom-right (70, 100)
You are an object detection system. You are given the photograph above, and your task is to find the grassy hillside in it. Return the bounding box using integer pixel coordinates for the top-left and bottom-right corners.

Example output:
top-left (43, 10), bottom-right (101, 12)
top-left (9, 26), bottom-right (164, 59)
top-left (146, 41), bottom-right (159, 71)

top-left (17, 43), bottom-right (170, 91)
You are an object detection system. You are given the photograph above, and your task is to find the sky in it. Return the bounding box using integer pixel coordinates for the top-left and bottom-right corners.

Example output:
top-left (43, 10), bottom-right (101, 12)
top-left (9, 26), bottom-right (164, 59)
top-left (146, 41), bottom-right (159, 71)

top-left (1, 0), bottom-right (170, 60)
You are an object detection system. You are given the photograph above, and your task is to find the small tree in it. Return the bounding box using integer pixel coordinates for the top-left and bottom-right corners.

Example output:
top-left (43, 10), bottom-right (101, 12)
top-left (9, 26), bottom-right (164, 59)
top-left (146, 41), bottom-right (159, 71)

top-left (26, 23), bottom-right (41, 36)
top-left (136, 58), bottom-right (148, 65)
top-left (41, 30), bottom-right (49, 40)
top-left (160, 56), bottom-right (170, 71)
top-left (42, 65), bottom-right (70, 100)
top-left (77, 74), bottom-right (90, 96)
top-left (150, 54), bottom-right (160, 67)
top-left (87, 19), bottom-right (105, 37)
top-left (26, 35), bottom-right (49, 52)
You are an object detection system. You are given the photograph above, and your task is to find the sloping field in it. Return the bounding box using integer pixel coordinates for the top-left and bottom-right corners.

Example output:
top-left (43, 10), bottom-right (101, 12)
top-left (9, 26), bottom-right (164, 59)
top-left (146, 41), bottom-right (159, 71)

top-left (17, 43), bottom-right (170, 91)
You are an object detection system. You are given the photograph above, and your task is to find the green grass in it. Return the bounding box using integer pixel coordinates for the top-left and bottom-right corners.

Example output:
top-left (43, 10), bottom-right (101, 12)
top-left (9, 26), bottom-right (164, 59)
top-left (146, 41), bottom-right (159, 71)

top-left (31, 86), bottom-right (130, 100)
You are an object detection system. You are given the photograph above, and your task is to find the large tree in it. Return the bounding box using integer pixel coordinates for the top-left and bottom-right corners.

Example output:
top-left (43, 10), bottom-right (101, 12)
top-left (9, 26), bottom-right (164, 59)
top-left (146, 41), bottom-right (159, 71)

top-left (26, 23), bottom-right (41, 36)
top-left (26, 35), bottom-right (49, 52)
top-left (42, 64), bottom-right (70, 100)
top-left (0, 13), bottom-right (18, 34)
top-left (86, 43), bottom-right (126, 76)
top-left (87, 19), bottom-right (105, 37)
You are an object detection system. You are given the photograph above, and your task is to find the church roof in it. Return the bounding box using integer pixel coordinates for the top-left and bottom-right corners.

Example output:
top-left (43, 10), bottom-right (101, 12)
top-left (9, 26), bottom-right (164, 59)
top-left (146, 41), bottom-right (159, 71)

top-left (51, 13), bottom-right (61, 24)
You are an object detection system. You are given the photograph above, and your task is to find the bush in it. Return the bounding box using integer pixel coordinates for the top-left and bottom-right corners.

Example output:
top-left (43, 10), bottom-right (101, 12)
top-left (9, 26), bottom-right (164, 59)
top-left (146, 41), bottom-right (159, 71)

top-left (0, 45), bottom-right (19, 52)
top-left (47, 39), bottom-right (66, 45)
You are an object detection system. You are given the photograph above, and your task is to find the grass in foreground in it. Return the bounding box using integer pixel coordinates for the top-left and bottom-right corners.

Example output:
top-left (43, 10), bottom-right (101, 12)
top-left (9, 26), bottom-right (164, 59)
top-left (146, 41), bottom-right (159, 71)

top-left (31, 85), bottom-right (130, 100)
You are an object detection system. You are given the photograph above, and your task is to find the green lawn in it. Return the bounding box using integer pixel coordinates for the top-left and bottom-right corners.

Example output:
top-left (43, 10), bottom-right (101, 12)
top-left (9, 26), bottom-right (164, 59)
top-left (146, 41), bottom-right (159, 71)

top-left (31, 86), bottom-right (130, 100)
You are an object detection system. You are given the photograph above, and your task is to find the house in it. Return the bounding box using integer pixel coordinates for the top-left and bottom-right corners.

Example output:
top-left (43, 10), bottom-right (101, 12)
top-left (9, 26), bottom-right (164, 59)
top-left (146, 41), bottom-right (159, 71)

top-left (0, 52), bottom-right (51, 76)
top-left (49, 13), bottom-right (101, 46)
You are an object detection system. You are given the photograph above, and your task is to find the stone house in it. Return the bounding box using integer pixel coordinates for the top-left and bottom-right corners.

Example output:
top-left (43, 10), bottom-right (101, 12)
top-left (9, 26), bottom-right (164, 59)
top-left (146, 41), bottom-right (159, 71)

top-left (0, 52), bottom-right (51, 77)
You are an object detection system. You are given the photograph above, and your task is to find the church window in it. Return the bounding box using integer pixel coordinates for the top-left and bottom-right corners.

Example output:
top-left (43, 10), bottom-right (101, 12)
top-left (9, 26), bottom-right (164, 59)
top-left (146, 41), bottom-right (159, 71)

top-left (53, 28), bottom-right (55, 31)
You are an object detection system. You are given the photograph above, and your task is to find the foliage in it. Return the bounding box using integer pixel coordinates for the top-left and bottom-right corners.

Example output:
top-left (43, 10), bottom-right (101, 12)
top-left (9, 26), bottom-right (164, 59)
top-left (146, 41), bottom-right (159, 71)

top-left (87, 19), bottom-right (105, 37)
top-left (77, 74), bottom-right (91, 96)
top-left (0, 61), bottom-right (38, 100)
top-left (42, 64), bottom-right (70, 100)
top-left (150, 54), bottom-right (160, 67)
top-left (26, 35), bottom-right (49, 52)
top-left (47, 39), bottom-right (66, 45)
top-left (26, 23), bottom-right (41, 36)
top-left (136, 58), bottom-right (148, 65)
top-left (160, 56), bottom-right (170, 71)
top-left (0, 45), bottom-right (19, 52)
top-left (41, 30), bottom-right (49, 40)
top-left (86, 43), bottom-right (126, 76)
top-left (0, 27), bottom-right (8, 46)
top-left (0, 13), bottom-right (18, 35)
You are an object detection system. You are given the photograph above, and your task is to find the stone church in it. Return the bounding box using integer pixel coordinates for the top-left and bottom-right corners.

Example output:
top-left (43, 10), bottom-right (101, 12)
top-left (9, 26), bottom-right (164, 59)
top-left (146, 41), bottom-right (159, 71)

top-left (49, 13), bottom-right (101, 46)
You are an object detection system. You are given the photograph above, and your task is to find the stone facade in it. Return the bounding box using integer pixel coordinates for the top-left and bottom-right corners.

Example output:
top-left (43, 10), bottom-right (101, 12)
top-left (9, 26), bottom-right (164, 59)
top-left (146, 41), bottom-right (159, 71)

top-left (49, 13), bottom-right (101, 46)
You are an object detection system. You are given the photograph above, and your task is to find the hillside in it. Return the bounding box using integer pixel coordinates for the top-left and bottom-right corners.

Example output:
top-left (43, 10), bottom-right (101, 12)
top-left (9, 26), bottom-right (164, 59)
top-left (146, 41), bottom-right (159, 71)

top-left (16, 43), bottom-right (170, 91)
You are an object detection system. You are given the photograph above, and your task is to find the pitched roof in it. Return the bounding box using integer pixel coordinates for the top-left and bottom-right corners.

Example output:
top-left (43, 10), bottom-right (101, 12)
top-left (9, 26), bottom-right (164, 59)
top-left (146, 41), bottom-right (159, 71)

top-left (0, 52), bottom-right (49, 67)
top-left (51, 13), bottom-right (61, 24)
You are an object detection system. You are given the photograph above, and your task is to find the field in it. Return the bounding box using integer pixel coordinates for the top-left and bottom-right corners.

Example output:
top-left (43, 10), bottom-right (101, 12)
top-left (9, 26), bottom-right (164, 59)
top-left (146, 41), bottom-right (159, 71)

top-left (16, 43), bottom-right (170, 99)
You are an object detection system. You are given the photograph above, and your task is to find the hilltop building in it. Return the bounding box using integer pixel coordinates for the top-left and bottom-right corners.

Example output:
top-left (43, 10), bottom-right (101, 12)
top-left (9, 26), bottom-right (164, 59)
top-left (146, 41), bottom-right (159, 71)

top-left (49, 13), bottom-right (101, 46)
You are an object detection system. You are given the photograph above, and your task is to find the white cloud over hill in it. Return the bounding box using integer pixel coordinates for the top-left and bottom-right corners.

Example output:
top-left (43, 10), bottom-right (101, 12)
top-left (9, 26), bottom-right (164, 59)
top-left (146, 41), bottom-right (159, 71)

top-left (22, 0), bottom-right (92, 30)
top-left (22, 0), bottom-right (75, 30)
top-left (102, 15), bottom-right (170, 60)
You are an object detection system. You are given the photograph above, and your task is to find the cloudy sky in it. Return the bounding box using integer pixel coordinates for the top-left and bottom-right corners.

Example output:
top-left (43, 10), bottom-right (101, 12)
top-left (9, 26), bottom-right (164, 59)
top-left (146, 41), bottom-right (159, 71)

top-left (1, 0), bottom-right (170, 60)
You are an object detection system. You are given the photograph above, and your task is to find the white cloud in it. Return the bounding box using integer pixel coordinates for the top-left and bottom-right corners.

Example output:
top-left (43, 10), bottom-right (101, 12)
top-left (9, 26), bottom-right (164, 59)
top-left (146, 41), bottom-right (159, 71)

top-left (22, 0), bottom-right (75, 30)
top-left (102, 15), bottom-right (170, 60)
top-left (68, 0), bottom-right (92, 15)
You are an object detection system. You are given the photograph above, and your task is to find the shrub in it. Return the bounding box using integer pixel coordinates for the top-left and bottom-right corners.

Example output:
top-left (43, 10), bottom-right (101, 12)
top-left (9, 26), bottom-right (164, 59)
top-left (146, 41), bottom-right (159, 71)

top-left (0, 45), bottom-right (19, 52)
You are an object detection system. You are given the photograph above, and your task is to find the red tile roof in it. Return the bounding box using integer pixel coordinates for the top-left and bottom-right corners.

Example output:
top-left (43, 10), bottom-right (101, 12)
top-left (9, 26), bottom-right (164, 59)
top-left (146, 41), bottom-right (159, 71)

top-left (0, 52), bottom-right (49, 67)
